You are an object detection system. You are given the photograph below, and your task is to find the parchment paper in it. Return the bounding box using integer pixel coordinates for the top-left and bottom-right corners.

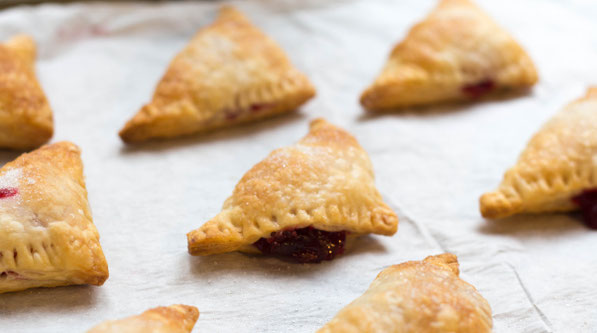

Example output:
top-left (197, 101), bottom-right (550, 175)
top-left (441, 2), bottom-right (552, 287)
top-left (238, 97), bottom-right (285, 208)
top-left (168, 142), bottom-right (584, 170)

top-left (0, 0), bottom-right (596, 332)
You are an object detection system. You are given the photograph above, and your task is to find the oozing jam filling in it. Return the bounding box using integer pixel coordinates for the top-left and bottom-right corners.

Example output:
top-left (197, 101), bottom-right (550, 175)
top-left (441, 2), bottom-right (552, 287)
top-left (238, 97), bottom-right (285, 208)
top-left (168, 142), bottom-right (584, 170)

top-left (461, 79), bottom-right (496, 99)
top-left (0, 271), bottom-right (25, 280)
top-left (0, 187), bottom-right (18, 199)
top-left (571, 189), bottom-right (597, 229)
top-left (253, 226), bottom-right (346, 263)
top-left (224, 108), bottom-right (242, 120)
top-left (224, 103), bottom-right (276, 120)
top-left (249, 103), bottom-right (275, 113)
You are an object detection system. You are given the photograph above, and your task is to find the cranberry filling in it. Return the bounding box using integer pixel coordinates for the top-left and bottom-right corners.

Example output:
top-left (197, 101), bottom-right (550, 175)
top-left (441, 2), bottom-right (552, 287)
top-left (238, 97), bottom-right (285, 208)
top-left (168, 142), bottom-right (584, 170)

top-left (0, 187), bottom-right (18, 199)
top-left (224, 103), bottom-right (276, 120)
top-left (461, 79), bottom-right (496, 99)
top-left (0, 271), bottom-right (25, 280)
top-left (249, 103), bottom-right (274, 113)
top-left (572, 189), bottom-right (597, 229)
top-left (253, 226), bottom-right (346, 263)
top-left (225, 109), bottom-right (242, 120)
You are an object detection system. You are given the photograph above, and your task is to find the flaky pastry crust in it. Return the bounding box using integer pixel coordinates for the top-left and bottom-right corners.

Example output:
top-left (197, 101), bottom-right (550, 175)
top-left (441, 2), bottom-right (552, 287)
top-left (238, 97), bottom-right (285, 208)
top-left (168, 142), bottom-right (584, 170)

top-left (119, 6), bottom-right (315, 143)
top-left (360, 0), bottom-right (537, 111)
top-left (480, 87), bottom-right (597, 218)
top-left (87, 304), bottom-right (199, 333)
top-left (187, 118), bottom-right (397, 256)
top-left (0, 34), bottom-right (53, 149)
top-left (0, 141), bottom-right (108, 293)
top-left (317, 253), bottom-right (492, 333)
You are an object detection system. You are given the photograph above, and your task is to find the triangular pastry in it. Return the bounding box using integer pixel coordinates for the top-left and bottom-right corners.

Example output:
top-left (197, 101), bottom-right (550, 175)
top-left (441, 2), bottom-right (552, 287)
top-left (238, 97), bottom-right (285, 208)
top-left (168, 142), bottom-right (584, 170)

top-left (119, 6), bottom-right (316, 143)
top-left (0, 34), bottom-right (53, 149)
top-left (87, 304), bottom-right (199, 333)
top-left (187, 118), bottom-right (398, 263)
top-left (317, 254), bottom-right (493, 333)
top-left (360, 0), bottom-right (538, 111)
top-left (480, 87), bottom-right (597, 229)
top-left (0, 141), bottom-right (108, 293)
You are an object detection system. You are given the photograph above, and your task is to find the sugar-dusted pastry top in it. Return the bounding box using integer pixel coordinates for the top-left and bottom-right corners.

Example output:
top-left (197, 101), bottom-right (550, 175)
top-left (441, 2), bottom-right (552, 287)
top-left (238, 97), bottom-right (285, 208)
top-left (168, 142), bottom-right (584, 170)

top-left (0, 141), bottom-right (108, 293)
top-left (480, 87), bottom-right (597, 219)
top-left (187, 118), bottom-right (398, 258)
top-left (361, 0), bottom-right (537, 111)
top-left (119, 5), bottom-right (315, 143)
top-left (87, 304), bottom-right (199, 333)
top-left (0, 34), bottom-right (53, 149)
top-left (317, 253), bottom-right (493, 333)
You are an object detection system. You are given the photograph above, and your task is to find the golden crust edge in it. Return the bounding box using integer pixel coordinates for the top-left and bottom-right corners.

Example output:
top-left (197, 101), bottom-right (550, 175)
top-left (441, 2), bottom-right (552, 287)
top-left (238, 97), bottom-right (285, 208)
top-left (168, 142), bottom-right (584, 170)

top-left (479, 190), bottom-right (522, 219)
top-left (118, 81), bottom-right (315, 144)
top-left (187, 208), bottom-right (398, 257)
top-left (145, 304), bottom-right (200, 331)
top-left (87, 304), bottom-right (199, 333)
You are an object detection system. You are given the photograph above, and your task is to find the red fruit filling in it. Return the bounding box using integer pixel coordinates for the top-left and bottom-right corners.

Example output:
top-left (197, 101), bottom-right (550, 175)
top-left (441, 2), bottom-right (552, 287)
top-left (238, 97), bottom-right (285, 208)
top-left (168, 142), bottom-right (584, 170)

top-left (253, 226), bottom-right (346, 263)
top-left (461, 79), bottom-right (496, 99)
top-left (572, 189), bottom-right (597, 229)
top-left (0, 187), bottom-right (18, 199)
top-left (249, 103), bottom-right (274, 113)
top-left (225, 109), bottom-right (242, 120)
top-left (224, 103), bottom-right (275, 120)
top-left (0, 271), bottom-right (25, 280)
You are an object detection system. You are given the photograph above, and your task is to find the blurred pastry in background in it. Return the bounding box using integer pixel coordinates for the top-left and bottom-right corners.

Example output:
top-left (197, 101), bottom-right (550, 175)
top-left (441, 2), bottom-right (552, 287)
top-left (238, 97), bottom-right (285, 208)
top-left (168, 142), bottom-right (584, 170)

top-left (481, 87), bottom-right (597, 230)
top-left (119, 6), bottom-right (315, 143)
top-left (0, 34), bottom-right (53, 149)
top-left (361, 0), bottom-right (538, 111)
top-left (87, 304), bottom-right (199, 333)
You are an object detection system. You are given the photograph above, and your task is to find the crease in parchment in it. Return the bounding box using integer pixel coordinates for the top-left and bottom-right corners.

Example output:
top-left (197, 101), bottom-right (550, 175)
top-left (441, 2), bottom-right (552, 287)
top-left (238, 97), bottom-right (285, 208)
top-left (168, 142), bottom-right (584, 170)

top-left (391, 196), bottom-right (554, 332)
top-left (506, 263), bottom-right (554, 333)
top-left (388, 197), bottom-right (447, 252)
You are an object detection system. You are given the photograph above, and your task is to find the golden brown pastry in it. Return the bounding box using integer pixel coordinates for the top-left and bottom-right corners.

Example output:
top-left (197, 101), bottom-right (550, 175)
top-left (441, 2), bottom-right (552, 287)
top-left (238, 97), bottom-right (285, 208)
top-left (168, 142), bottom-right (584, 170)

top-left (317, 253), bottom-right (492, 333)
top-left (0, 141), bottom-right (108, 293)
top-left (480, 87), bottom-right (597, 229)
top-left (119, 6), bottom-right (315, 143)
top-left (87, 304), bottom-right (199, 333)
top-left (360, 0), bottom-right (538, 111)
top-left (187, 118), bottom-right (398, 263)
top-left (0, 34), bottom-right (53, 149)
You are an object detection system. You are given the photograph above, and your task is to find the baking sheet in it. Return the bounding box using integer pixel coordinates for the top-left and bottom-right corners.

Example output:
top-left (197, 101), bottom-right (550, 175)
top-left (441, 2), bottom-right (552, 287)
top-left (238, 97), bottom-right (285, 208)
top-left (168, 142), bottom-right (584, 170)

top-left (0, 0), bottom-right (596, 332)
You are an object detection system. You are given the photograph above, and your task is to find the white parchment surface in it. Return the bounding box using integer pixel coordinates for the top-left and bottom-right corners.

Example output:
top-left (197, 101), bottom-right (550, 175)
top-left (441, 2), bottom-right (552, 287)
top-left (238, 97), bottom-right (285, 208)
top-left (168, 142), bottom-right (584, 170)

top-left (0, 0), bottom-right (596, 332)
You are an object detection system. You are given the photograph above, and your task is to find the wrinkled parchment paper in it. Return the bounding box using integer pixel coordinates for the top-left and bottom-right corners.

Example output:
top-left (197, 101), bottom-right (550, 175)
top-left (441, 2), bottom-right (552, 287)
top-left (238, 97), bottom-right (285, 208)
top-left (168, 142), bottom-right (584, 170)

top-left (0, 0), bottom-right (596, 332)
